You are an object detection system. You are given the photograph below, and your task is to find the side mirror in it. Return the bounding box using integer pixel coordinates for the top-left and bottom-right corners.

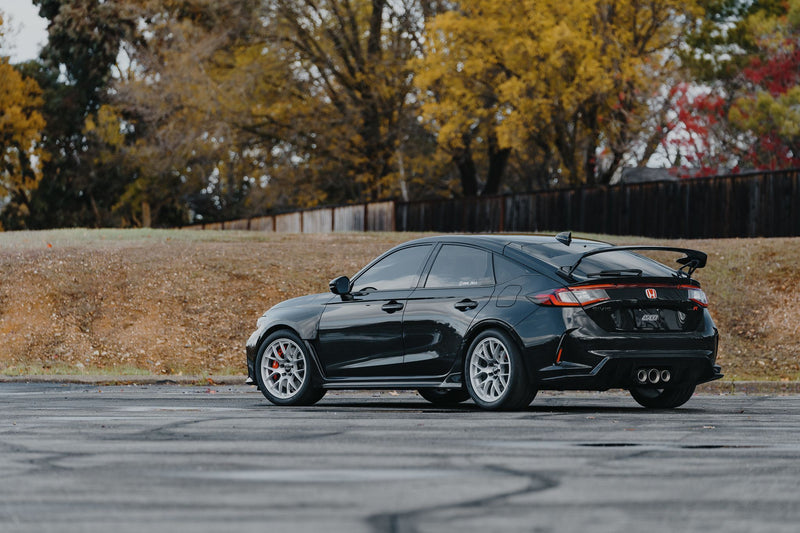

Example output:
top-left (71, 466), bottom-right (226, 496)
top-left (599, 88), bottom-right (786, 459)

top-left (329, 276), bottom-right (351, 296)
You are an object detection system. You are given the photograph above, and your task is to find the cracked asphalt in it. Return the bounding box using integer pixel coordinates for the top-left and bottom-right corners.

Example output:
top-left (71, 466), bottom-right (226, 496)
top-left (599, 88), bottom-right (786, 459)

top-left (2, 384), bottom-right (799, 532)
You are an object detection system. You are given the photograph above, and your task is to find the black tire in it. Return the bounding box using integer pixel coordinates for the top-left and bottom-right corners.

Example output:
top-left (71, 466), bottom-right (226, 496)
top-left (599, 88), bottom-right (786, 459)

top-left (417, 387), bottom-right (470, 406)
top-left (254, 329), bottom-right (326, 406)
top-left (630, 384), bottom-right (696, 409)
top-left (464, 329), bottom-right (536, 411)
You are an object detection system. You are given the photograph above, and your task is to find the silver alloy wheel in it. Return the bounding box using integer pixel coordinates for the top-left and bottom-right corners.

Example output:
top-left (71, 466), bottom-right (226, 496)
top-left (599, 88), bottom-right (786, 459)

top-left (468, 336), bottom-right (511, 403)
top-left (260, 338), bottom-right (307, 400)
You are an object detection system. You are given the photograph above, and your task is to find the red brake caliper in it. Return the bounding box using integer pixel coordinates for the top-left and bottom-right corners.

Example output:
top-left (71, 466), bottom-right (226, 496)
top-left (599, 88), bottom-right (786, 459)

top-left (271, 347), bottom-right (282, 380)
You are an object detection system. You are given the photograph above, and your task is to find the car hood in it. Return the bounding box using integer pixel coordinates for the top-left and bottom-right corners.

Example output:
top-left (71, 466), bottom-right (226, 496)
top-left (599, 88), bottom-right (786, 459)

top-left (263, 293), bottom-right (333, 316)
top-left (253, 292), bottom-right (333, 340)
top-left (266, 292), bottom-right (332, 314)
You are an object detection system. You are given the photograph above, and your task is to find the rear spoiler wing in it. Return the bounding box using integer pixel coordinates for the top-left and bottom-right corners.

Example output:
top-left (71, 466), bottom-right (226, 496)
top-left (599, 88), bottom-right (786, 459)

top-left (561, 246), bottom-right (708, 279)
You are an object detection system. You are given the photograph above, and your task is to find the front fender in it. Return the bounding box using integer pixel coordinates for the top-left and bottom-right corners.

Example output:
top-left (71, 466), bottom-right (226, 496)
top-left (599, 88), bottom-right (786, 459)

top-left (245, 293), bottom-right (331, 378)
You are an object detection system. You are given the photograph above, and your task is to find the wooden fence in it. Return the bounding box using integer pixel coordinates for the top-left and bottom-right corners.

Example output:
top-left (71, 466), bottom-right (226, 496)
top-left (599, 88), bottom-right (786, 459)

top-left (188, 169), bottom-right (800, 238)
top-left (193, 201), bottom-right (395, 233)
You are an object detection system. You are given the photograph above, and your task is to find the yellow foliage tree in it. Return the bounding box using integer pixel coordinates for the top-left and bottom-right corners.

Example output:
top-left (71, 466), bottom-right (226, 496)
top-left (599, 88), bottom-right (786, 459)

top-left (415, 0), bottom-right (703, 191)
top-left (0, 16), bottom-right (46, 228)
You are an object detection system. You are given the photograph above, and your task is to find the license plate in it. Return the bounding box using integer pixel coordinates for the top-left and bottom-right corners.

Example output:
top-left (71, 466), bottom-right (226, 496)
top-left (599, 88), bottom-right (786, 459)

top-left (634, 309), bottom-right (661, 328)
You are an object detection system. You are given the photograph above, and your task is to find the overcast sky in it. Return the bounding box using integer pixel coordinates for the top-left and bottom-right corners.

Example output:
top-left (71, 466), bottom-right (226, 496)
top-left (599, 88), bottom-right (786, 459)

top-left (0, 0), bottom-right (48, 63)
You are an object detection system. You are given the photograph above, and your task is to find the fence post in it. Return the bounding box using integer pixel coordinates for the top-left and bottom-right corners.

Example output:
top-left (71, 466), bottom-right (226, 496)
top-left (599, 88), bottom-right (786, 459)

top-left (499, 197), bottom-right (505, 233)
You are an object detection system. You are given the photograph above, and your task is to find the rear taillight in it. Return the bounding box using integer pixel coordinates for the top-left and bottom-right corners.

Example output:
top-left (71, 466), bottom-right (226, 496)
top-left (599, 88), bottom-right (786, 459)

top-left (530, 287), bottom-right (610, 307)
top-left (687, 288), bottom-right (708, 307)
top-left (531, 284), bottom-right (709, 308)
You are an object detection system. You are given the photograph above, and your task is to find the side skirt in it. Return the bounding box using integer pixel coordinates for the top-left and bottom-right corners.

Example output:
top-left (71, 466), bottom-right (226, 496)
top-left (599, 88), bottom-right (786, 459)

top-left (322, 374), bottom-right (464, 390)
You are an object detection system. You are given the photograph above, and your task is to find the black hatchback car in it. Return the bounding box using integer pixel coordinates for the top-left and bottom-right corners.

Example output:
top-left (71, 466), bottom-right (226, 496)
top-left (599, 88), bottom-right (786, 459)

top-left (246, 233), bottom-right (722, 410)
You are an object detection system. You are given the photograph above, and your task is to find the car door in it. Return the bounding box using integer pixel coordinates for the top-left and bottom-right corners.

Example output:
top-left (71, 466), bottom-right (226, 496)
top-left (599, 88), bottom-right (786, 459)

top-left (402, 244), bottom-right (496, 377)
top-left (316, 244), bottom-right (434, 379)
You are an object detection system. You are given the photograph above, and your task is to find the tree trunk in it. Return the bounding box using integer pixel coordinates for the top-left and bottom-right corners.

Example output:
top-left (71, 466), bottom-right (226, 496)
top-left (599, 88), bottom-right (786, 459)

top-left (583, 134), bottom-right (597, 187)
top-left (483, 143), bottom-right (510, 196)
top-left (142, 201), bottom-right (152, 228)
top-left (454, 144), bottom-right (478, 197)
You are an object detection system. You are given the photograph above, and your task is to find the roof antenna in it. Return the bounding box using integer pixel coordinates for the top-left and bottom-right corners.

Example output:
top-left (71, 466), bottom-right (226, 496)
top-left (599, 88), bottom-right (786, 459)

top-left (555, 231), bottom-right (572, 246)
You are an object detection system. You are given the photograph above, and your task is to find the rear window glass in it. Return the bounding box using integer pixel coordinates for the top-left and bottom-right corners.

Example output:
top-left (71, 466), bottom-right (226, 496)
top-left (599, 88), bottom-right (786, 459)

top-left (518, 243), bottom-right (677, 279)
top-left (493, 254), bottom-right (534, 284)
top-left (571, 250), bottom-right (677, 278)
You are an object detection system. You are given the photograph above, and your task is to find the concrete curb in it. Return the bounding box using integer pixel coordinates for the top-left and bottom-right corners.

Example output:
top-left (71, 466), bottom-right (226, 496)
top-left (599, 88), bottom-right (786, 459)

top-left (0, 375), bottom-right (250, 386)
top-left (697, 380), bottom-right (800, 395)
top-left (1, 375), bottom-right (800, 394)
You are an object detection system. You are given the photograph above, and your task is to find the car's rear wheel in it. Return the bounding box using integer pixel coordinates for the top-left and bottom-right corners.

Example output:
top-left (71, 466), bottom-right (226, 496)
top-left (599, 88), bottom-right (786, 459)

top-left (629, 384), bottom-right (696, 409)
top-left (417, 387), bottom-right (470, 406)
top-left (255, 330), bottom-right (326, 406)
top-left (464, 329), bottom-right (535, 411)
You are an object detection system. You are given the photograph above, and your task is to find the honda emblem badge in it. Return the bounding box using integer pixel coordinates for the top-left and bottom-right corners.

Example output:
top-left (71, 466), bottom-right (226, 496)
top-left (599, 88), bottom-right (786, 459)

top-left (645, 288), bottom-right (657, 299)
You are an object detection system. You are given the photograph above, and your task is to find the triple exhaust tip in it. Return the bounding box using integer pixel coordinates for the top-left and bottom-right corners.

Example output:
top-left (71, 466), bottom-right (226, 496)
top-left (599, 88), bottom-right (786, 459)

top-left (637, 368), bottom-right (671, 384)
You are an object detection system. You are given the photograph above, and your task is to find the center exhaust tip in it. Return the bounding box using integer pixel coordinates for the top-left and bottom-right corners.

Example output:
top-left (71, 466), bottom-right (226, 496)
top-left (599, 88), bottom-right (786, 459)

top-left (648, 368), bottom-right (661, 384)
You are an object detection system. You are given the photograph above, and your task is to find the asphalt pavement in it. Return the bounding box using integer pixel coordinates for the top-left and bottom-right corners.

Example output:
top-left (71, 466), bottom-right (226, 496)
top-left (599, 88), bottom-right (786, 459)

top-left (2, 384), bottom-right (799, 532)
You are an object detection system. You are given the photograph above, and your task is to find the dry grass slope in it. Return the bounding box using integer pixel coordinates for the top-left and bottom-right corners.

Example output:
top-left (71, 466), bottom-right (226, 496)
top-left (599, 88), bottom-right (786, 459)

top-left (0, 229), bottom-right (797, 381)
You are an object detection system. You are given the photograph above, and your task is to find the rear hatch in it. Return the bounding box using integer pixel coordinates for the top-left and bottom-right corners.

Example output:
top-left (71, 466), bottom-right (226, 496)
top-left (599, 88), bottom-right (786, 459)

top-left (577, 281), bottom-right (707, 333)
top-left (517, 239), bottom-right (710, 333)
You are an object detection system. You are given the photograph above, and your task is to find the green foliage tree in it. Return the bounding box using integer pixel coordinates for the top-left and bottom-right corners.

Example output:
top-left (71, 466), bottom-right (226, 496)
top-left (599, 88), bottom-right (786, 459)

top-left (23, 0), bottom-right (137, 228)
top-left (727, 0), bottom-right (800, 168)
top-left (664, 0), bottom-right (800, 170)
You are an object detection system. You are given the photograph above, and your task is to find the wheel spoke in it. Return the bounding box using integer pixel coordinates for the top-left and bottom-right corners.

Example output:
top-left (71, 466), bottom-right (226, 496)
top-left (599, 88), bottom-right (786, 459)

top-left (480, 377), bottom-right (493, 396)
top-left (260, 338), bottom-right (307, 400)
top-left (469, 336), bottom-right (513, 403)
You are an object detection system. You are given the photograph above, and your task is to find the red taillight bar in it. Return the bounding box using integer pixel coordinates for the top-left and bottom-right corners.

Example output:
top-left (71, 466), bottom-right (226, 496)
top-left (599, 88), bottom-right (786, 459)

top-left (531, 284), bottom-right (709, 308)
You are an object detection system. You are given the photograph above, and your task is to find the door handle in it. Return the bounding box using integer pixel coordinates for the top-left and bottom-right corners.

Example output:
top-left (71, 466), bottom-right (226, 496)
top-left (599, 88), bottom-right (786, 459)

top-left (381, 301), bottom-right (404, 313)
top-left (454, 299), bottom-right (478, 311)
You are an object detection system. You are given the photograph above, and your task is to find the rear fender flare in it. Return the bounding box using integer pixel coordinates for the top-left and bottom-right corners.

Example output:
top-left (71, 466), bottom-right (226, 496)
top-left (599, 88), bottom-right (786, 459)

top-left (460, 319), bottom-right (535, 382)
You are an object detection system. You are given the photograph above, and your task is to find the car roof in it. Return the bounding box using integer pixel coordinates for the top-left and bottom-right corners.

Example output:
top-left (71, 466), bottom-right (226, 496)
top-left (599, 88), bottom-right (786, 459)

top-left (399, 234), bottom-right (608, 254)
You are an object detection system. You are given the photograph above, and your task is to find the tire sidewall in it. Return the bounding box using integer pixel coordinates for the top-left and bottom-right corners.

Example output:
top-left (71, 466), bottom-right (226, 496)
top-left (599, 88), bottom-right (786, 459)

top-left (630, 384), bottom-right (696, 409)
top-left (464, 329), bottom-right (527, 410)
top-left (417, 387), bottom-right (470, 405)
top-left (255, 329), bottom-right (315, 406)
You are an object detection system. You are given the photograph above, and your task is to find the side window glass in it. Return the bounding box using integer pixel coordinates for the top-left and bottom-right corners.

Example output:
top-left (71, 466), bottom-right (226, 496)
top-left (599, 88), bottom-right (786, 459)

top-left (353, 245), bottom-right (432, 292)
top-left (425, 245), bottom-right (494, 288)
top-left (494, 254), bottom-right (534, 284)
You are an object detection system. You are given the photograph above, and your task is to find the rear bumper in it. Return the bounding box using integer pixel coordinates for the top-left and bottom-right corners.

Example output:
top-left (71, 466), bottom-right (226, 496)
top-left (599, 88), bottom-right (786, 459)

top-left (531, 318), bottom-right (721, 390)
top-left (537, 350), bottom-right (722, 390)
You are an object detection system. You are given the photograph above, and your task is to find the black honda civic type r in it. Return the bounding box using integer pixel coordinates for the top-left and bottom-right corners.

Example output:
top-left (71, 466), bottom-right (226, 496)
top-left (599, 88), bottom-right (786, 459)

top-left (246, 233), bottom-right (722, 410)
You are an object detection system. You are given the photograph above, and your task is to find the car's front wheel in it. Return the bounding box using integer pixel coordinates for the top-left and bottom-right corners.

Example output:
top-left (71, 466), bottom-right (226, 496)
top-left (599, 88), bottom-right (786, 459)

top-left (464, 329), bottom-right (535, 410)
top-left (255, 330), bottom-right (326, 406)
top-left (629, 384), bottom-right (696, 409)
